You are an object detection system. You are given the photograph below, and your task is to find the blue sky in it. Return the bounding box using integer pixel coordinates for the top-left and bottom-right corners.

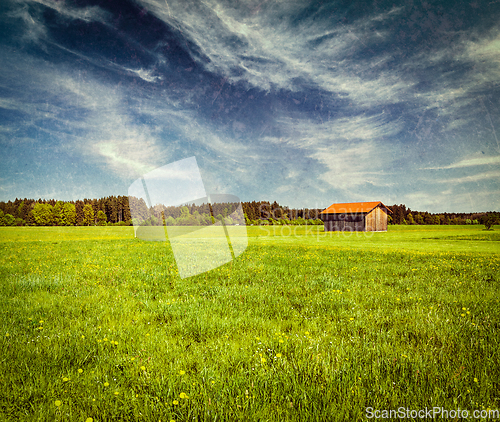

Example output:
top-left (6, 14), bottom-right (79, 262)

top-left (0, 0), bottom-right (499, 212)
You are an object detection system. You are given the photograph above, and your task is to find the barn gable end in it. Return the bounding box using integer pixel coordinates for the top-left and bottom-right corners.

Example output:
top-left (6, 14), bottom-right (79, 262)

top-left (320, 201), bottom-right (392, 232)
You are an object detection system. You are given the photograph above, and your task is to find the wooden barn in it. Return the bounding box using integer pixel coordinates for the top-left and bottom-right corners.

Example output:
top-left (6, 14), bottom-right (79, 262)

top-left (320, 201), bottom-right (392, 232)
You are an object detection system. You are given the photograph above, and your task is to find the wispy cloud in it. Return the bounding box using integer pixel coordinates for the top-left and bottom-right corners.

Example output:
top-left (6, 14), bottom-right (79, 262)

top-left (279, 112), bottom-right (403, 145)
top-left (436, 170), bottom-right (500, 185)
top-left (402, 188), bottom-right (500, 213)
top-left (463, 30), bottom-right (500, 87)
top-left (140, 0), bottom-right (408, 107)
top-left (96, 140), bottom-right (159, 176)
top-left (8, 0), bottom-right (110, 46)
top-left (28, 0), bottom-right (111, 23)
top-left (124, 67), bottom-right (163, 83)
top-left (423, 155), bottom-right (500, 170)
top-left (408, 26), bottom-right (500, 126)
top-left (258, 111), bottom-right (402, 191)
top-left (0, 50), bottom-right (169, 178)
top-left (312, 144), bottom-right (385, 188)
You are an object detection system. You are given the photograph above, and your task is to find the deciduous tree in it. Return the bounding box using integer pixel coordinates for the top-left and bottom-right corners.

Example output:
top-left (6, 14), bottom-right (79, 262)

top-left (32, 203), bottom-right (54, 226)
top-left (481, 213), bottom-right (498, 230)
top-left (53, 201), bottom-right (64, 226)
top-left (97, 210), bottom-right (107, 226)
top-left (62, 203), bottom-right (76, 226)
top-left (83, 204), bottom-right (94, 226)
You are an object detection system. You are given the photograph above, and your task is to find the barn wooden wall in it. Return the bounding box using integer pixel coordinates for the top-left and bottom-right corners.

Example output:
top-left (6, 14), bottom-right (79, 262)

top-left (364, 207), bottom-right (388, 231)
top-left (377, 207), bottom-right (388, 231)
top-left (324, 220), bottom-right (365, 232)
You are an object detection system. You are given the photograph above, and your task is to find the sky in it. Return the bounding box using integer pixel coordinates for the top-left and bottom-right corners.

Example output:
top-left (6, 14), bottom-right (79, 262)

top-left (0, 0), bottom-right (499, 213)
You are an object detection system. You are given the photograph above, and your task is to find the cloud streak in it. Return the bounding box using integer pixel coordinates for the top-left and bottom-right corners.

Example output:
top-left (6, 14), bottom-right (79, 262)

top-left (436, 170), bottom-right (500, 185)
top-left (424, 155), bottom-right (500, 170)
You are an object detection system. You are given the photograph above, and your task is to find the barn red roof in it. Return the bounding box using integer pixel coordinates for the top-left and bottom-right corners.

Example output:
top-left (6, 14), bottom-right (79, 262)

top-left (320, 201), bottom-right (392, 214)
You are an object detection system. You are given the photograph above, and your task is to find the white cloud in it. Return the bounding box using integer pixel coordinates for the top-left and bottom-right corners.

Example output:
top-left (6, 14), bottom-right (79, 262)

top-left (464, 31), bottom-right (500, 85)
top-left (8, 0), bottom-right (109, 46)
top-left (8, 4), bottom-right (47, 45)
top-left (310, 141), bottom-right (392, 190)
top-left (258, 111), bottom-right (402, 190)
top-left (424, 155), bottom-right (500, 170)
top-left (436, 170), bottom-right (500, 185)
top-left (0, 48), bottom-right (170, 178)
top-left (139, 0), bottom-right (408, 107)
top-left (28, 0), bottom-right (110, 24)
top-left (402, 189), bottom-right (500, 213)
top-left (95, 138), bottom-right (161, 177)
top-left (408, 27), bottom-right (500, 123)
top-left (124, 67), bottom-right (163, 83)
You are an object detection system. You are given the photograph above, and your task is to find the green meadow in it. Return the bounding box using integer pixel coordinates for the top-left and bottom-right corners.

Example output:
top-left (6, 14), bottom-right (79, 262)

top-left (0, 225), bottom-right (499, 421)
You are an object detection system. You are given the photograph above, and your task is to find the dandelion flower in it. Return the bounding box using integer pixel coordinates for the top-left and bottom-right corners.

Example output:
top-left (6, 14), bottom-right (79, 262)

top-left (63, 377), bottom-right (69, 382)
top-left (114, 392), bottom-right (119, 395)
top-left (78, 369), bottom-right (83, 373)
top-left (5, 333), bottom-right (9, 337)
top-left (261, 358), bottom-right (266, 363)
top-left (179, 370), bottom-right (186, 375)
top-left (179, 392), bottom-right (188, 399)
top-left (86, 418), bottom-right (93, 422)
top-left (279, 339), bottom-right (284, 343)
top-left (474, 378), bottom-right (478, 383)
top-left (140, 366), bottom-right (146, 371)
top-left (104, 382), bottom-right (109, 387)
top-left (276, 353), bottom-right (282, 358)
top-left (173, 400), bottom-right (179, 405)
top-left (103, 338), bottom-right (108, 342)
top-left (54, 400), bottom-right (62, 407)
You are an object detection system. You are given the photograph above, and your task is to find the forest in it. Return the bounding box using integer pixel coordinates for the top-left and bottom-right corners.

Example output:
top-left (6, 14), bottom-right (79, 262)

top-left (0, 196), bottom-right (498, 227)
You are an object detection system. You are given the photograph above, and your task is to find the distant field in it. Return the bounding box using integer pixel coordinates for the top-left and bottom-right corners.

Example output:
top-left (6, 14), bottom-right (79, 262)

top-left (0, 225), bottom-right (499, 421)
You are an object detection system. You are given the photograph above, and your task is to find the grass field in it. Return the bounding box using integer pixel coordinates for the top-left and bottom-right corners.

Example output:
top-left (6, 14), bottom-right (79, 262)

top-left (1, 225), bottom-right (499, 421)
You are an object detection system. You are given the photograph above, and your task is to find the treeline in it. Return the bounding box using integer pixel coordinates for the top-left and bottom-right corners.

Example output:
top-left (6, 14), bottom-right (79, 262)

top-left (0, 197), bottom-right (131, 227)
top-left (0, 197), bottom-right (325, 227)
top-left (241, 201), bottom-right (324, 226)
top-left (129, 197), bottom-right (247, 227)
top-left (387, 204), bottom-right (499, 227)
top-left (0, 197), bottom-right (498, 227)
